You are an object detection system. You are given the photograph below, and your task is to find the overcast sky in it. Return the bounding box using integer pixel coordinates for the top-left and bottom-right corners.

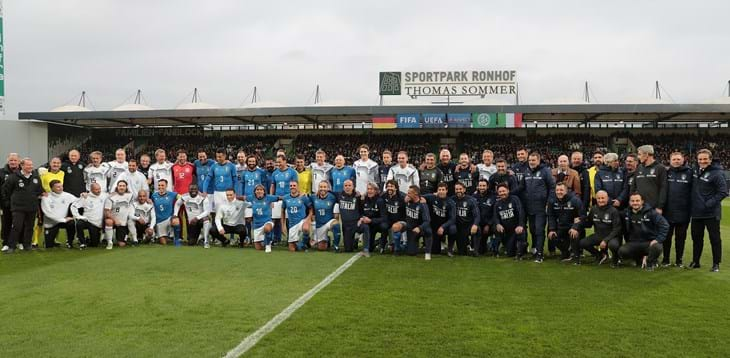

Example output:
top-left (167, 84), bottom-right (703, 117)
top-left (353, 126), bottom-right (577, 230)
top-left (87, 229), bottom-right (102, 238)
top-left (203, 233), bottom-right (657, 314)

top-left (3, 0), bottom-right (729, 118)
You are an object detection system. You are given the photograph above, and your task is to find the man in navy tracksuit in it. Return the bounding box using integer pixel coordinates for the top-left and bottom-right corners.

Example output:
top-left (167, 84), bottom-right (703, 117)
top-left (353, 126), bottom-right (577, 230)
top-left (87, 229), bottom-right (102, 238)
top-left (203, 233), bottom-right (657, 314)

top-left (619, 193), bottom-right (669, 271)
top-left (422, 182), bottom-right (456, 255)
top-left (452, 182), bottom-right (480, 257)
top-left (493, 184), bottom-right (526, 259)
top-left (382, 180), bottom-right (406, 254)
top-left (474, 179), bottom-right (496, 255)
top-left (336, 180), bottom-right (367, 253)
top-left (594, 153), bottom-right (625, 208)
top-left (580, 190), bottom-right (623, 266)
top-left (547, 183), bottom-right (584, 262)
top-left (393, 185), bottom-right (433, 260)
top-left (690, 150), bottom-right (728, 272)
top-left (362, 182), bottom-right (387, 254)
top-left (663, 152), bottom-right (693, 267)
top-left (489, 159), bottom-right (519, 197)
top-left (631, 145), bottom-right (668, 214)
top-left (520, 152), bottom-right (555, 263)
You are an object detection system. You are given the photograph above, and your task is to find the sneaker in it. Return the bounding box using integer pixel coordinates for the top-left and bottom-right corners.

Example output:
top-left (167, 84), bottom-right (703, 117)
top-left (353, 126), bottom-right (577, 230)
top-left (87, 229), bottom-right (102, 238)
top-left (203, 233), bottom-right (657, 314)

top-left (645, 263), bottom-right (655, 272)
top-left (221, 239), bottom-right (230, 247)
top-left (675, 260), bottom-right (684, 268)
top-left (79, 244), bottom-right (86, 250)
top-left (31, 243), bottom-right (39, 249)
top-left (534, 254), bottom-right (544, 264)
top-left (711, 264), bottom-right (720, 272)
top-left (573, 259), bottom-right (582, 266)
top-left (688, 261), bottom-right (701, 269)
top-left (66, 243), bottom-right (73, 249)
top-left (598, 254), bottom-right (609, 266)
top-left (204, 243), bottom-right (210, 249)
top-left (1, 245), bottom-right (9, 253)
top-left (106, 240), bottom-right (113, 250)
top-left (132, 240), bottom-right (139, 247)
top-left (441, 243), bottom-right (447, 251)
top-left (4, 248), bottom-right (14, 254)
top-left (514, 255), bottom-right (523, 261)
top-left (561, 256), bottom-right (573, 263)
top-left (265, 244), bottom-right (272, 253)
top-left (425, 253), bottom-right (431, 261)
top-left (447, 250), bottom-right (454, 258)
top-left (661, 261), bottom-right (671, 268)
top-left (18, 244), bottom-right (24, 251)
top-left (378, 246), bottom-right (385, 255)
top-left (360, 251), bottom-right (370, 258)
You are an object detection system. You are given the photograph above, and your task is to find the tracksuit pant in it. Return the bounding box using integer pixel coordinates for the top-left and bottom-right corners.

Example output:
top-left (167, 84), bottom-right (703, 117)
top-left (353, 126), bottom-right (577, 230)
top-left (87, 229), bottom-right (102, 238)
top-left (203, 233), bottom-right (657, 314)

top-left (342, 221), bottom-right (368, 253)
top-left (1, 206), bottom-right (12, 246)
top-left (691, 218), bottom-right (722, 265)
top-left (618, 241), bottom-right (663, 264)
top-left (499, 227), bottom-right (526, 257)
top-left (579, 234), bottom-right (621, 263)
top-left (8, 210), bottom-right (35, 249)
top-left (43, 222), bottom-right (73, 248)
top-left (450, 225), bottom-right (473, 256)
top-left (75, 220), bottom-right (101, 247)
top-left (405, 226), bottom-right (433, 256)
top-left (663, 222), bottom-right (689, 264)
top-left (367, 222), bottom-right (388, 253)
top-left (210, 224), bottom-right (247, 246)
top-left (527, 212), bottom-right (546, 255)
top-left (431, 222), bottom-right (455, 255)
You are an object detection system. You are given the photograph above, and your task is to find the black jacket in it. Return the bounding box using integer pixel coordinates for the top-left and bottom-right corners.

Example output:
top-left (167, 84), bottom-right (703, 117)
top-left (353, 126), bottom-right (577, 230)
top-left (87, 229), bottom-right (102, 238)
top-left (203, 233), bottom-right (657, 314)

top-left (2, 170), bottom-right (44, 212)
top-left (488, 172), bottom-right (519, 197)
top-left (584, 204), bottom-right (622, 243)
top-left (594, 165), bottom-right (625, 203)
top-left (0, 164), bottom-right (20, 208)
top-left (519, 163), bottom-right (555, 215)
top-left (665, 165), bottom-right (693, 224)
top-left (423, 194), bottom-right (456, 229)
top-left (571, 164), bottom-right (591, 213)
top-left (631, 161), bottom-right (668, 210)
top-left (625, 204), bottom-right (669, 243)
top-left (493, 195), bottom-right (525, 229)
top-left (473, 191), bottom-right (495, 227)
top-left (547, 192), bottom-right (584, 232)
top-left (691, 162), bottom-right (728, 220)
top-left (362, 195), bottom-right (386, 226)
top-left (60, 160), bottom-right (87, 197)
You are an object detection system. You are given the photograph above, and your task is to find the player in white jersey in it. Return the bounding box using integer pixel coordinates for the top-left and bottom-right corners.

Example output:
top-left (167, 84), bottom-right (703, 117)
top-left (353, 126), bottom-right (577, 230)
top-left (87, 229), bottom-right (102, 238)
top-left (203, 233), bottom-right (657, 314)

top-left (352, 144), bottom-right (379, 195)
top-left (40, 180), bottom-right (77, 249)
top-left (106, 148), bottom-right (129, 191)
top-left (71, 183), bottom-right (107, 248)
top-left (148, 148), bottom-right (173, 191)
top-left (128, 190), bottom-right (156, 245)
top-left (309, 149), bottom-right (334, 194)
top-left (117, 159), bottom-right (148, 198)
top-left (103, 180), bottom-right (134, 249)
top-left (386, 151), bottom-right (420, 194)
top-left (476, 149), bottom-right (497, 180)
top-left (209, 188), bottom-right (250, 247)
top-left (84, 151), bottom-right (110, 193)
top-left (174, 183), bottom-right (212, 248)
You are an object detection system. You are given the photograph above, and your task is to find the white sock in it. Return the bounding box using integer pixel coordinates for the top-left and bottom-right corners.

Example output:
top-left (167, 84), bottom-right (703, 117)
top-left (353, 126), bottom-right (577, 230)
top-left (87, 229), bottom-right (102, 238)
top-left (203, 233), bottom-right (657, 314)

top-left (105, 227), bottom-right (114, 243)
top-left (202, 221), bottom-right (211, 244)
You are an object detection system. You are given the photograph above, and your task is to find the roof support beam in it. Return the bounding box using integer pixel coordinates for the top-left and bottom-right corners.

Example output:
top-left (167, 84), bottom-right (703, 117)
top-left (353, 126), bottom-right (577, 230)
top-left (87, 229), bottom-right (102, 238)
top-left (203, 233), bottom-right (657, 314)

top-left (231, 116), bottom-right (257, 125)
top-left (299, 115), bottom-right (321, 125)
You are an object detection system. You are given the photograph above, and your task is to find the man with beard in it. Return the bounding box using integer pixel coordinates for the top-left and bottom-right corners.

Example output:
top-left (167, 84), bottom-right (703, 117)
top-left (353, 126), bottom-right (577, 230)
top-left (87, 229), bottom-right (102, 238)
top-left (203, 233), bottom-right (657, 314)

top-left (570, 151), bottom-right (591, 212)
top-left (234, 150), bottom-right (247, 199)
top-left (452, 182), bottom-right (480, 257)
top-left (194, 149), bottom-right (213, 197)
top-left (520, 152), bottom-right (555, 263)
top-left (382, 180), bottom-right (406, 254)
top-left (587, 151), bottom-right (604, 208)
top-left (631, 145), bottom-right (668, 214)
top-left (281, 181), bottom-right (312, 252)
top-left (493, 184), bottom-right (526, 259)
top-left (392, 185), bottom-right (432, 260)
top-left (117, 159), bottom-right (148, 199)
top-left (488, 159), bottom-right (519, 197)
top-left (419, 153), bottom-right (443, 195)
top-left (84, 151), bottom-right (110, 193)
top-left (174, 183), bottom-right (211, 247)
top-left (511, 148), bottom-right (530, 184)
top-left (662, 152), bottom-right (692, 267)
top-left (474, 179), bottom-right (496, 256)
top-left (422, 182), bottom-right (456, 255)
top-left (476, 149), bottom-right (497, 181)
top-left (172, 150), bottom-right (196, 196)
top-left (455, 153), bottom-right (480, 195)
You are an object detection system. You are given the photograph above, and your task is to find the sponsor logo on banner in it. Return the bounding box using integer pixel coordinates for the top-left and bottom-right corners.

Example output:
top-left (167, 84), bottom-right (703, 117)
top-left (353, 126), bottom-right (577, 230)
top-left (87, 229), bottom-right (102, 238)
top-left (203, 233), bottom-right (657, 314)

top-left (379, 72), bottom-right (402, 95)
top-left (422, 113), bottom-right (446, 128)
top-left (396, 113), bottom-right (420, 128)
top-left (472, 113), bottom-right (499, 128)
top-left (447, 113), bottom-right (471, 128)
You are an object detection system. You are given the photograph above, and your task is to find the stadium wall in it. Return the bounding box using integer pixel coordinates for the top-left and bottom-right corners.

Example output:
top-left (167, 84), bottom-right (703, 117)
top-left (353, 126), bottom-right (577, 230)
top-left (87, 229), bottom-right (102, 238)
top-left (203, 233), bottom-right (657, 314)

top-left (0, 119), bottom-right (48, 163)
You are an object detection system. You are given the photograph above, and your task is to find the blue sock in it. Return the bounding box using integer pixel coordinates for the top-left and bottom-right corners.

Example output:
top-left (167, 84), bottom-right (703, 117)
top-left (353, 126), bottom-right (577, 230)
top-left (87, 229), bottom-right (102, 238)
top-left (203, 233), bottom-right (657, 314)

top-left (332, 224), bottom-right (341, 248)
top-left (393, 231), bottom-right (402, 252)
top-left (264, 231), bottom-right (272, 246)
top-left (173, 225), bottom-right (182, 242)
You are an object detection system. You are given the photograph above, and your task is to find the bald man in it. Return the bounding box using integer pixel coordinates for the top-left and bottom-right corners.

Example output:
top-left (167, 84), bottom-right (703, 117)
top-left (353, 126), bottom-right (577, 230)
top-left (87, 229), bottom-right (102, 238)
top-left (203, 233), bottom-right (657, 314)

top-left (0, 153), bottom-right (20, 251)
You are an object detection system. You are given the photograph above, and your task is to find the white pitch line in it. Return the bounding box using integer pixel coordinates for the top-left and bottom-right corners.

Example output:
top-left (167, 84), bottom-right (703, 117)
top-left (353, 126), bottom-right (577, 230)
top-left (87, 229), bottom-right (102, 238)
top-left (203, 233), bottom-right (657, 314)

top-left (223, 254), bottom-right (362, 358)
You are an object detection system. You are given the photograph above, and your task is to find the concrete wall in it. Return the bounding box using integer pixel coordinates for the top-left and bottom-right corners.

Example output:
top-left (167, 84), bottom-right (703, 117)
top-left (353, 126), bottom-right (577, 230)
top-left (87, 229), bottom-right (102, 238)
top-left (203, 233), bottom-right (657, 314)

top-left (0, 119), bottom-right (49, 164)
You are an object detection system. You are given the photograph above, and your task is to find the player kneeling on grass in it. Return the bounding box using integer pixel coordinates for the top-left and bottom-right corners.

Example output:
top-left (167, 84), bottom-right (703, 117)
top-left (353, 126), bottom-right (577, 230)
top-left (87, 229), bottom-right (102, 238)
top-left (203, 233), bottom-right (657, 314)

top-left (547, 182), bottom-right (584, 264)
top-left (70, 183), bottom-right (106, 248)
top-left (493, 184), bottom-right (526, 259)
top-left (382, 180), bottom-right (406, 254)
top-left (422, 182), bottom-right (456, 256)
top-left (250, 184), bottom-right (279, 252)
top-left (452, 182), bottom-right (480, 257)
top-left (312, 181), bottom-right (340, 252)
top-left (152, 179), bottom-right (181, 245)
top-left (580, 190), bottom-right (622, 266)
top-left (103, 180), bottom-right (134, 250)
top-left (128, 190), bottom-right (155, 245)
top-left (281, 181), bottom-right (313, 252)
top-left (210, 188), bottom-right (250, 249)
top-left (175, 184), bottom-right (211, 248)
top-left (40, 180), bottom-right (77, 249)
top-left (337, 179), bottom-right (370, 254)
top-left (619, 193), bottom-right (669, 271)
top-left (395, 185), bottom-right (433, 260)
top-left (362, 182), bottom-right (387, 256)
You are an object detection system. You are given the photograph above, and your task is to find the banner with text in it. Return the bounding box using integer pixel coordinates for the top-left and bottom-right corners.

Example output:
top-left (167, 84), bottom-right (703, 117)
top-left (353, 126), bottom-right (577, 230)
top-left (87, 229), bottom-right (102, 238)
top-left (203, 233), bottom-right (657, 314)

top-left (421, 113), bottom-right (446, 128)
top-left (396, 113), bottom-right (420, 128)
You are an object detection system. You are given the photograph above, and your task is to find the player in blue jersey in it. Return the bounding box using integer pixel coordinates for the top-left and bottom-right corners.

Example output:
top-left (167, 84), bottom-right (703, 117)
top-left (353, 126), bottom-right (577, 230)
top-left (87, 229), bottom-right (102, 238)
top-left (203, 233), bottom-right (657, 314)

top-left (330, 155), bottom-right (356, 194)
top-left (312, 181), bottom-right (341, 251)
top-left (270, 155), bottom-right (298, 245)
top-left (151, 179), bottom-right (181, 245)
top-left (194, 149), bottom-right (213, 195)
top-left (281, 181), bottom-right (312, 251)
top-left (234, 150), bottom-right (247, 199)
top-left (206, 148), bottom-right (237, 212)
top-left (250, 184), bottom-right (280, 253)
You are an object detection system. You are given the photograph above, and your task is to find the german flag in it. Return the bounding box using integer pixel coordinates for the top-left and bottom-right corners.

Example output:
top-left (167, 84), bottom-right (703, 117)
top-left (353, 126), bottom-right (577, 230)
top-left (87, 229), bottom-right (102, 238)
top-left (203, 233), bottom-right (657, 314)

top-left (372, 116), bottom-right (396, 129)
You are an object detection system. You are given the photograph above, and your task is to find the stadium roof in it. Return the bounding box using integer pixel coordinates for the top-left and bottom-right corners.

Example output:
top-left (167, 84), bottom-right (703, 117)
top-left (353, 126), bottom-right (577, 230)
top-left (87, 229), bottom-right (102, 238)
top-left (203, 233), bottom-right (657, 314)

top-left (18, 103), bottom-right (730, 128)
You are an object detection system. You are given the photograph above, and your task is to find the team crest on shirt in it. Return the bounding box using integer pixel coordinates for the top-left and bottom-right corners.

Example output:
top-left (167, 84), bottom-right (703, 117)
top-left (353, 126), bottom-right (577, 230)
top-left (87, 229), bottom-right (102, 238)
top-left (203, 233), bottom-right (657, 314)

top-left (681, 174), bottom-right (686, 180)
top-left (536, 172), bottom-right (541, 178)
top-left (604, 213), bottom-right (609, 220)
top-left (567, 202), bottom-right (572, 209)
top-left (67, 167), bottom-right (72, 173)
top-left (78, 164), bottom-right (83, 169)
top-left (32, 178), bottom-right (38, 184)
top-left (508, 202), bottom-right (512, 209)
top-left (703, 172), bottom-right (710, 178)
top-left (18, 182), bottom-right (24, 188)
top-left (650, 168), bottom-right (655, 175)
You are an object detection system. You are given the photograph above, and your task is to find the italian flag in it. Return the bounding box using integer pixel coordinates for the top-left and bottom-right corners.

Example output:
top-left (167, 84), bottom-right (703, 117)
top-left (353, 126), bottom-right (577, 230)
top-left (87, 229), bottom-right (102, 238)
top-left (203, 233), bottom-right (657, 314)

top-left (497, 113), bottom-right (523, 128)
